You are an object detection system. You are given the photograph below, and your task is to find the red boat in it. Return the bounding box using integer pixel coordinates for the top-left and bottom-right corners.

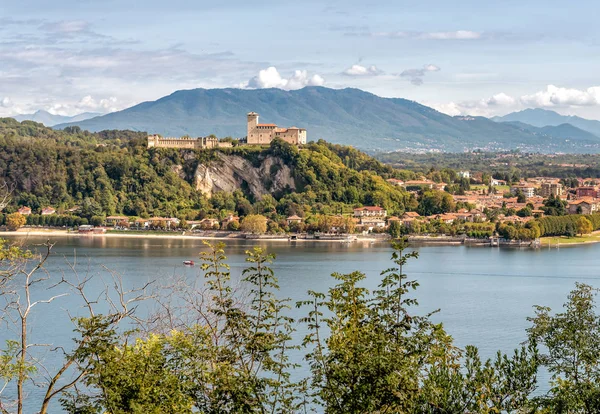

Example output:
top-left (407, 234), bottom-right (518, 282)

top-left (183, 260), bottom-right (195, 266)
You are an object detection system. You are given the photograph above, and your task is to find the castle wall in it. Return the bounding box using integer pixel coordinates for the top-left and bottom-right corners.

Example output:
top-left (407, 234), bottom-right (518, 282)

top-left (147, 135), bottom-right (231, 149)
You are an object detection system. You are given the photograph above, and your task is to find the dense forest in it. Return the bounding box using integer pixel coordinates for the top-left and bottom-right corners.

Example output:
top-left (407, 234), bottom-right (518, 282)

top-left (0, 118), bottom-right (417, 221)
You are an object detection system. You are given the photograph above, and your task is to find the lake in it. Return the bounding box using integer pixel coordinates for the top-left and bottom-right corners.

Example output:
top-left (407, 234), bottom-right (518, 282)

top-left (2, 235), bottom-right (599, 410)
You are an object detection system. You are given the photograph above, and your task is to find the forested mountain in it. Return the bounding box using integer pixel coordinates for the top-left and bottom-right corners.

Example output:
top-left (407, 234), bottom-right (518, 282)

top-left (13, 110), bottom-right (100, 126)
top-left (0, 118), bottom-right (415, 219)
top-left (493, 108), bottom-right (600, 138)
top-left (55, 87), bottom-right (600, 153)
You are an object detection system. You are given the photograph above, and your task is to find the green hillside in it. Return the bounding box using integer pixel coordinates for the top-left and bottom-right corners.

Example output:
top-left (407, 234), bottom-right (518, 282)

top-left (0, 118), bottom-right (415, 220)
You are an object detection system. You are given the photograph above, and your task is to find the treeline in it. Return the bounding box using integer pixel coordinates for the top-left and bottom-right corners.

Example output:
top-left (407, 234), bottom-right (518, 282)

top-left (538, 214), bottom-right (600, 237)
top-left (3, 239), bottom-right (600, 413)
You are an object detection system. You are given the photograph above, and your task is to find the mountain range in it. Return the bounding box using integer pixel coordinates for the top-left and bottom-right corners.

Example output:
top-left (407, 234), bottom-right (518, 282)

top-left (25, 87), bottom-right (600, 153)
top-left (492, 108), bottom-right (600, 138)
top-left (13, 110), bottom-right (101, 127)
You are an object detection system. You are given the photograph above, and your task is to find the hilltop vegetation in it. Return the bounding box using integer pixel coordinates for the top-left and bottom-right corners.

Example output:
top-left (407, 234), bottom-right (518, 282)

top-left (0, 118), bottom-right (415, 221)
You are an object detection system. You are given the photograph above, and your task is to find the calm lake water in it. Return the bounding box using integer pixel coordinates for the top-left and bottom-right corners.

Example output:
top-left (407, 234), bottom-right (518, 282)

top-left (3, 235), bottom-right (599, 410)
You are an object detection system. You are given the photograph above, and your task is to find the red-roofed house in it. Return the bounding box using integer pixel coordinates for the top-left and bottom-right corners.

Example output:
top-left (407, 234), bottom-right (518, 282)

top-left (17, 206), bottom-right (31, 215)
top-left (286, 215), bottom-right (303, 225)
top-left (41, 207), bottom-right (56, 215)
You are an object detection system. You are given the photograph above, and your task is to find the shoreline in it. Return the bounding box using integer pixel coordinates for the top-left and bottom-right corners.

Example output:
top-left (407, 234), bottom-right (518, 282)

top-left (4, 229), bottom-right (600, 248)
top-left (0, 229), bottom-right (382, 244)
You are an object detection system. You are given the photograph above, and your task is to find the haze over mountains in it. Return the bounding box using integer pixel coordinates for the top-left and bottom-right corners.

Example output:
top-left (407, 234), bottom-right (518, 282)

top-left (13, 110), bottom-right (101, 127)
top-left (492, 108), bottom-right (600, 138)
top-left (17, 87), bottom-right (600, 153)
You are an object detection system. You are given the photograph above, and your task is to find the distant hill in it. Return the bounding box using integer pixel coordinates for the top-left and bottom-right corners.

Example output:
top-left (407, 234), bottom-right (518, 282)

top-left (493, 108), bottom-right (600, 138)
top-left (503, 121), bottom-right (600, 143)
top-left (13, 110), bottom-right (101, 127)
top-left (55, 87), bottom-right (600, 152)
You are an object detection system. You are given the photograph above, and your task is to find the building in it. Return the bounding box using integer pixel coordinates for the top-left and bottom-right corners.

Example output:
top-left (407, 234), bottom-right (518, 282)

top-left (386, 178), bottom-right (405, 186)
top-left (576, 186), bottom-right (598, 198)
top-left (41, 207), bottom-right (56, 215)
top-left (458, 171), bottom-right (470, 179)
top-left (17, 206), bottom-right (31, 215)
top-left (105, 215), bottom-right (129, 226)
top-left (353, 206), bottom-right (387, 218)
top-left (147, 135), bottom-right (233, 150)
top-left (540, 181), bottom-right (563, 198)
top-left (148, 217), bottom-right (180, 229)
top-left (221, 214), bottom-right (240, 229)
top-left (568, 198), bottom-right (600, 215)
top-left (246, 112), bottom-right (306, 145)
top-left (286, 215), bottom-right (303, 225)
top-left (510, 184), bottom-right (536, 199)
top-left (360, 218), bottom-right (386, 230)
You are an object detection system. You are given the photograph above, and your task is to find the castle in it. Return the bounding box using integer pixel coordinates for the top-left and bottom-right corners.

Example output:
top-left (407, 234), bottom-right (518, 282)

top-left (246, 112), bottom-right (306, 145)
top-left (147, 112), bottom-right (306, 149)
top-left (147, 135), bottom-right (232, 149)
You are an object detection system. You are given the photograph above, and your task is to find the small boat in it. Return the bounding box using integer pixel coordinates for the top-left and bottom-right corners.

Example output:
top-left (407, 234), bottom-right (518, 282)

top-left (183, 260), bottom-right (195, 266)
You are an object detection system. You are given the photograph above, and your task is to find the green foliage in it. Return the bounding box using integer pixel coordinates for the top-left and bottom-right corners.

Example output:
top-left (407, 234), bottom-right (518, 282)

top-left (538, 214), bottom-right (600, 237)
top-left (0, 120), bottom-right (412, 221)
top-left (417, 190), bottom-right (456, 216)
top-left (298, 239), bottom-right (538, 412)
top-left (577, 216), bottom-right (593, 235)
top-left (388, 220), bottom-right (402, 238)
top-left (543, 194), bottom-right (568, 216)
top-left (528, 283), bottom-right (600, 412)
top-left (240, 214), bottom-right (268, 234)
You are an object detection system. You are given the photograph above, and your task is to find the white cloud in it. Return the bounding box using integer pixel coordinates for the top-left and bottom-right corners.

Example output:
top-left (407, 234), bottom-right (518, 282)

top-left (343, 64), bottom-right (382, 76)
top-left (435, 85), bottom-right (600, 119)
top-left (242, 66), bottom-right (325, 90)
top-left (1, 97), bottom-right (13, 108)
top-left (76, 95), bottom-right (119, 112)
top-left (521, 85), bottom-right (600, 107)
top-left (431, 92), bottom-right (518, 117)
top-left (372, 30), bottom-right (482, 40)
top-left (41, 20), bottom-right (90, 34)
top-left (400, 64), bottom-right (441, 85)
top-left (420, 30), bottom-right (482, 40)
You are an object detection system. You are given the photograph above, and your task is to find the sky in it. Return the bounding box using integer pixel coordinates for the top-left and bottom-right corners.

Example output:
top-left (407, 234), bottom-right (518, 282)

top-left (2, 0), bottom-right (600, 119)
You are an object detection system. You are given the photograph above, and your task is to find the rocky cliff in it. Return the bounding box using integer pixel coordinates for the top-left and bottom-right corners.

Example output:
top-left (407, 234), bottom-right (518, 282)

top-left (192, 152), bottom-right (296, 199)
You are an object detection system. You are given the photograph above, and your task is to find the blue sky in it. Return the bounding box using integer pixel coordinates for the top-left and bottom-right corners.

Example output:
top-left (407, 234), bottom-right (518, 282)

top-left (2, 0), bottom-right (600, 119)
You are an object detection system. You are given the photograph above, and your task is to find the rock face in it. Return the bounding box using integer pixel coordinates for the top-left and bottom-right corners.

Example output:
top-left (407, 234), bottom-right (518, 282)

top-left (193, 152), bottom-right (296, 198)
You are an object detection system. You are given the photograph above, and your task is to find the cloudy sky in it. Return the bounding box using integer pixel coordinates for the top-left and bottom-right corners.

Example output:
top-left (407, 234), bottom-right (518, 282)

top-left (2, 0), bottom-right (600, 119)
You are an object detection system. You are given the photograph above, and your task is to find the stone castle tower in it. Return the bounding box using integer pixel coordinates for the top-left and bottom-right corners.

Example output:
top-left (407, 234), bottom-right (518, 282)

top-left (246, 112), bottom-right (306, 145)
top-left (247, 112), bottom-right (259, 142)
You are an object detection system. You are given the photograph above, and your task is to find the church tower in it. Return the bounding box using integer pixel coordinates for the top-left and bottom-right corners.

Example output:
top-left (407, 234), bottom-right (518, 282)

top-left (247, 112), bottom-right (259, 144)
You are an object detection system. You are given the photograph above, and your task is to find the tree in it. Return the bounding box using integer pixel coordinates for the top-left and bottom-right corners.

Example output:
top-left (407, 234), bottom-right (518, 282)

top-left (240, 214), bottom-right (267, 234)
top-left (528, 283), bottom-right (600, 412)
top-left (6, 212), bottom-right (26, 231)
top-left (566, 221), bottom-right (576, 238)
top-left (417, 190), bottom-right (456, 216)
top-left (577, 216), bottom-right (593, 236)
top-left (298, 239), bottom-right (539, 413)
top-left (388, 220), bottom-right (402, 238)
top-left (0, 239), bottom-right (151, 414)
